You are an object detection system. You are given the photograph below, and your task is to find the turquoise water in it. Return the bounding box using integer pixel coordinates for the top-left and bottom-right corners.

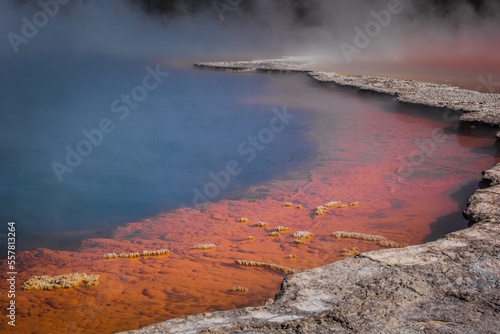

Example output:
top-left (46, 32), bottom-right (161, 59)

top-left (0, 57), bottom-right (312, 249)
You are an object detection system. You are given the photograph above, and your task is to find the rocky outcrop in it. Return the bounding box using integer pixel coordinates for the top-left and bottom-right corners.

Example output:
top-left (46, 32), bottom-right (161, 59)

top-left (121, 164), bottom-right (500, 333)
top-left (195, 57), bottom-right (319, 73)
top-left (119, 60), bottom-right (500, 334)
top-left (463, 164), bottom-right (500, 225)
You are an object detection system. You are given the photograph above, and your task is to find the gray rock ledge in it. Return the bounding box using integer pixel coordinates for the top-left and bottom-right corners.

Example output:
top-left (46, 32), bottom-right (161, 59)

top-left (120, 60), bottom-right (500, 334)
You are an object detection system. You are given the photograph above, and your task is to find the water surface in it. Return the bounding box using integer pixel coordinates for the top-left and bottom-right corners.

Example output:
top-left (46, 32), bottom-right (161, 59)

top-left (1, 67), bottom-right (499, 334)
top-left (0, 59), bottom-right (312, 250)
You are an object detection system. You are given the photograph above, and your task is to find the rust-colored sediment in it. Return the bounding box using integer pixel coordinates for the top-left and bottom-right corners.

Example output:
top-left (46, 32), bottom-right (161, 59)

top-left (0, 96), bottom-right (498, 334)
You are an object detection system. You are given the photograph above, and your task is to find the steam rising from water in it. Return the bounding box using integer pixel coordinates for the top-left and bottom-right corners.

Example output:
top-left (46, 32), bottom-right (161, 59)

top-left (0, 0), bottom-right (499, 69)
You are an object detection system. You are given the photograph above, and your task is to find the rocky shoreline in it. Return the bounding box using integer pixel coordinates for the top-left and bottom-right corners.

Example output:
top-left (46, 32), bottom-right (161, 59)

top-left (121, 59), bottom-right (500, 333)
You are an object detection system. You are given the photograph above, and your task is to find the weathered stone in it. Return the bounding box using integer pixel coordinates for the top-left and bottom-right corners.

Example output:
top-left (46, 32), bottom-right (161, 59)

top-left (195, 57), bottom-right (319, 73)
top-left (482, 163), bottom-right (500, 187)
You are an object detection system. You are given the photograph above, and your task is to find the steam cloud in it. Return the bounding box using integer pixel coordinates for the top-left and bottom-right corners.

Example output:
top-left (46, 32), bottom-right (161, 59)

top-left (0, 0), bottom-right (499, 70)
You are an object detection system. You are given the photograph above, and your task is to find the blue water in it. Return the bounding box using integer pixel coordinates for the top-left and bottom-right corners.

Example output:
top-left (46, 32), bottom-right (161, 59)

top-left (0, 57), bottom-right (312, 249)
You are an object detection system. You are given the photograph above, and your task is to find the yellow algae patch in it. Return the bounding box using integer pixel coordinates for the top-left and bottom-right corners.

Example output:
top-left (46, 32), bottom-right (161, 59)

top-left (296, 205), bottom-right (303, 209)
top-left (22, 273), bottom-right (100, 291)
top-left (288, 254), bottom-right (297, 259)
top-left (255, 221), bottom-right (268, 227)
top-left (331, 231), bottom-right (408, 248)
top-left (234, 260), bottom-right (298, 274)
top-left (140, 249), bottom-right (170, 257)
top-left (342, 247), bottom-right (360, 257)
top-left (293, 231), bottom-right (314, 240)
top-left (378, 240), bottom-right (408, 248)
top-left (238, 217), bottom-right (249, 223)
top-left (331, 231), bottom-right (386, 242)
top-left (314, 206), bottom-right (327, 216)
top-left (231, 286), bottom-right (249, 293)
top-left (247, 236), bottom-right (255, 241)
top-left (315, 201), bottom-right (342, 216)
top-left (103, 252), bottom-right (140, 259)
top-left (103, 249), bottom-right (170, 259)
top-left (193, 243), bottom-right (216, 251)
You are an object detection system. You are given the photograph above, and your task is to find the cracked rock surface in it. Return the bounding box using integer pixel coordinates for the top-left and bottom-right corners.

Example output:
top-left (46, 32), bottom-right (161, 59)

top-left (120, 59), bottom-right (500, 334)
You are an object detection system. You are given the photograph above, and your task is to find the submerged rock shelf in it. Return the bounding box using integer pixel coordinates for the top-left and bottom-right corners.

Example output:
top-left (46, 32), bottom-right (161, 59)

top-left (120, 60), bottom-right (500, 333)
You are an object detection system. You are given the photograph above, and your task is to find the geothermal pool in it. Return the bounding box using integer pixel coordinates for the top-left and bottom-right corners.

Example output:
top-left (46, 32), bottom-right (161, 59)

top-left (0, 58), bottom-right (312, 251)
top-left (1, 63), bottom-right (499, 333)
